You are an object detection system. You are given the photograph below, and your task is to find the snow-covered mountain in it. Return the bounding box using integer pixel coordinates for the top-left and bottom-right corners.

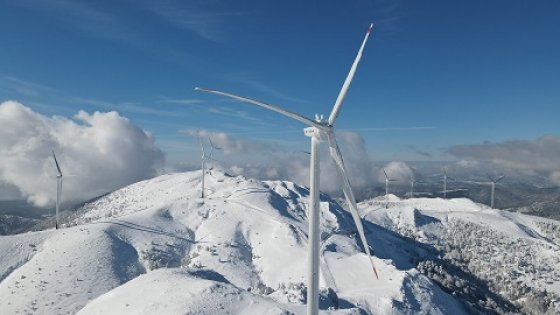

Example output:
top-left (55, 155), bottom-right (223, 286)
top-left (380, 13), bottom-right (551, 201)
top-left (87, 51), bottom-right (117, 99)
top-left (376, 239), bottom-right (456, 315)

top-left (0, 170), bottom-right (467, 314)
top-left (359, 195), bottom-right (560, 314)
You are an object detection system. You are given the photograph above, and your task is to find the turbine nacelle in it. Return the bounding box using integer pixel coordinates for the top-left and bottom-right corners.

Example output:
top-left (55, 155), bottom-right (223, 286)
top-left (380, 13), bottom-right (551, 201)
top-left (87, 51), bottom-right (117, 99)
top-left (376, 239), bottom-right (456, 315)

top-left (303, 125), bottom-right (330, 141)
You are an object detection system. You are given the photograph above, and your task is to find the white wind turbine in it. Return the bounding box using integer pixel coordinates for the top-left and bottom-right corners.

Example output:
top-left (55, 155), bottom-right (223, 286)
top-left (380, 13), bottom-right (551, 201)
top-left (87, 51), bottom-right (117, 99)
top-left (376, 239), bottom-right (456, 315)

top-left (198, 136), bottom-right (208, 198)
top-left (196, 23), bottom-right (378, 315)
top-left (383, 168), bottom-right (397, 195)
top-left (442, 167), bottom-right (454, 198)
top-left (409, 174), bottom-right (415, 198)
top-left (487, 174), bottom-right (505, 208)
top-left (408, 173), bottom-right (425, 198)
top-left (52, 150), bottom-right (63, 229)
top-left (208, 136), bottom-right (222, 170)
top-left (442, 168), bottom-right (448, 198)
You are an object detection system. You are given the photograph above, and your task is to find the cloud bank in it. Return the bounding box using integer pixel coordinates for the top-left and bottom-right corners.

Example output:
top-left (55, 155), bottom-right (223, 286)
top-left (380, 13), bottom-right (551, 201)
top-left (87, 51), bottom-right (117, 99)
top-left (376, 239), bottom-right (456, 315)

top-left (0, 101), bottom-right (164, 207)
top-left (183, 129), bottom-right (277, 155)
top-left (378, 161), bottom-right (413, 183)
top-left (446, 135), bottom-right (560, 185)
top-left (187, 129), bottom-right (381, 199)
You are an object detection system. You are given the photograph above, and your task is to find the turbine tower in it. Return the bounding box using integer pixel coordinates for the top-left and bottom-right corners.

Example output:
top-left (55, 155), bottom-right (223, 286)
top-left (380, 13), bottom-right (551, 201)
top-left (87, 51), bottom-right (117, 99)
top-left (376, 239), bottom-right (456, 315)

top-left (52, 150), bottom-right (63, 229)
top-left (383, 168), bottom-right (396, 195)
top-left (442, 167), bottom-right (454, 198)
top-left (198, 136), bottom-right (208, 198)
top-left (409, 174), bottom-right (415, 198)
top-left (196, 23), bottom-right (378, 315)
top-left (488, 174), bottom-right (505, 208)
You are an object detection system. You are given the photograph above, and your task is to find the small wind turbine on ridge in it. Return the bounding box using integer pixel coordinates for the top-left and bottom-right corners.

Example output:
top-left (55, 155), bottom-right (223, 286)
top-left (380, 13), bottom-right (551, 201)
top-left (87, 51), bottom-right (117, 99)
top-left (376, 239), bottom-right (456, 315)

top-left (487, 174), bottom-right (505, 208)
top-left (383, 168), bottom-right (396, 195)
top-left (198, 136), bottom-right (208, 198)
top-left (196, 23), bottom-right (378, 315)
top-left (408, 172), bottom-right (425, 198)
top-left (52, 150), bottom-right (63, 229)
top-left (208, 136), bottom-right (222, 170)
top-left (442, 167), bottom-right (454, 198)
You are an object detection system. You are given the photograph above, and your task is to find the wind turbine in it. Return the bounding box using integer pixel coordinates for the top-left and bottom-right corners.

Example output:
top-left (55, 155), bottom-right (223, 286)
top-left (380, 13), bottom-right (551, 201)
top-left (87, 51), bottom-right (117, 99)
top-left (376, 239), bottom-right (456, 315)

top-left (196, 23), bottom-right (378, 315)
top-left (198, 136), bottom-right (208, 198)
top-left (52, 150), bottom-right (63, 229)
top-left (409, 174), bottom-right (415, 198)
top-left (487, 174), bottom-right (505, 208)
top-left (408, 173), bottom-right (425, 198)
top-left (383, 168), bottom-right (396, 195)
top-left (442, 167), bottom-right (455, 198)
top-left (208, 136), bottom-right (222, 170)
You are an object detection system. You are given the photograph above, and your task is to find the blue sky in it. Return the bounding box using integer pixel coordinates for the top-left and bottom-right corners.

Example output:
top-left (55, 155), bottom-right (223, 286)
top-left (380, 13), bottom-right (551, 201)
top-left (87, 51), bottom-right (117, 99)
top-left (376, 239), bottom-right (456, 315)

top-left (1, 0), bottom-right (559, 164)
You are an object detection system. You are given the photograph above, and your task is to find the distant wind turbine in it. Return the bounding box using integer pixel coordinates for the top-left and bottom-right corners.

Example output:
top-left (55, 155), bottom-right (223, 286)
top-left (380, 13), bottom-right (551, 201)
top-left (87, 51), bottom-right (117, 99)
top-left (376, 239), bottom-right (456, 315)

top-left (198, 136), bottom-right (208, 198)
top-left (442, 167), bottom-right (455, 198)
top-left (196, 23), bottom-right (378, 315)
top-left (488, 174), bottom-right (505, 208)
top-left (408, 174), bottom-right (425, 198)
top-left (52, 150), bottom-right (63, 229)
top-left (208, 136), bottom-right (222, 170)
top-left (409, 174), bottom-right (415, 198)
top-left (383, 168), bottom-right (397, 195)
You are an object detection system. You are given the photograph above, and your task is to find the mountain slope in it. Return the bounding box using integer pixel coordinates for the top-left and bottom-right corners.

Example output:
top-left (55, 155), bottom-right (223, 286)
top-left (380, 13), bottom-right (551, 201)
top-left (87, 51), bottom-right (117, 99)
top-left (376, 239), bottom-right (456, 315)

top-left (359, 195), bottom-right (560, 314)
top-left (0, 170), bottom-right (466, 314)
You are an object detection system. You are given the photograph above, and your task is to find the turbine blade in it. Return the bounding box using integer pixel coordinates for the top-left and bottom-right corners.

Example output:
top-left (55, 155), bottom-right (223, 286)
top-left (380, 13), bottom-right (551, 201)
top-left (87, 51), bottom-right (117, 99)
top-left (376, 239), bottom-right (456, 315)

top-left (496, 175), bottom-right (505, 183)
top-left (197, 136), bottom-right (206, 156)
top-left (195, 87), bottom-right (323, 129)
top-left (51, 150), bottom-right (62, 177)
top-left (462, 180), bottom-right (485, 185)
top-left (328, 23), bottom-right (373, 126)
top-left (209, 137), bottom-right (222, 150)
top-left (383, 168), bottom-right (388, 179)
top-left (207, 157), bottom-right (224, 164)
top-left (327, 133), bottom-right (379, 279)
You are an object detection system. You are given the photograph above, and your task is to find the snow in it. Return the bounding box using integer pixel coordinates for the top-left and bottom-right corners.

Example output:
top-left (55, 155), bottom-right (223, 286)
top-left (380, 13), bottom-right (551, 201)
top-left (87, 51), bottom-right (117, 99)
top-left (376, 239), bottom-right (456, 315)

top-left (360, 195), bottom-right (560, 313)
top-left (0, 170), bottom-right (469, 314)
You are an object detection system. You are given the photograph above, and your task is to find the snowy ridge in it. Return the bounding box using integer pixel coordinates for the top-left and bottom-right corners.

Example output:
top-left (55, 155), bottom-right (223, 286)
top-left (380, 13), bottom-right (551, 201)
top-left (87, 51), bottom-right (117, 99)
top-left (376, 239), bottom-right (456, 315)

top-left (0, 170), bottom-right (466, 314)
top-left (360, 196), bottom-right (560, 314)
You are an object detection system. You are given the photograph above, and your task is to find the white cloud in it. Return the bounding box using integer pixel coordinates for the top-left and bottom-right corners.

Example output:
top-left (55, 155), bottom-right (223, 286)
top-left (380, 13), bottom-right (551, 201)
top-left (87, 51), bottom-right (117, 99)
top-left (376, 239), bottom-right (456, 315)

top-left (217, 130), bottom-right (380, 199)
top-left (0, 76), bottom-right (55, 97)
top-left (446, 135), bottom-right (560, 185)
top-left (455, 159), bottom-right (479, 168)
top-left (0, 101), bottom-right (164, 207)
top-left (183, 129), bottom-right (277, 155)
top-left (145, 0), bottom-right (245, 41)
top-left (379, 161), bottom-right (413, 183)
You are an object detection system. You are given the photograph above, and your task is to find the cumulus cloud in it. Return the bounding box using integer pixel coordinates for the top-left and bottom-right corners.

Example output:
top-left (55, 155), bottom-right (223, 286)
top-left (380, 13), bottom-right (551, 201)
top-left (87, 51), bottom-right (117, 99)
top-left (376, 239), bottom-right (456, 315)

top-left (446, 135), bottom-right (560, 185)
top-left (378, 161), bottom-right (413, 183)
top-left (0, 101), bottom-right (164, 207)
top-left (218, 130), bottom-right (379, 199)
top-left (183, 129), bottom-right (277, 155)
top-left (455, 159), bottom-right (479, 169)
top-left (319, 131), bottom-right (378, 195)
